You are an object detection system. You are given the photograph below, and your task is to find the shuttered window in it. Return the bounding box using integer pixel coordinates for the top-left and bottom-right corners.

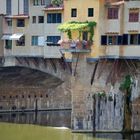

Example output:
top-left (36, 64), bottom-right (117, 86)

top-left (117, 35), bottom-right (122, 45)
top-left (123, 34), bottom-right (128, 45)
top-left (101, 35), bottom-right (107, 45)
top-left (138, 34), bottom-right (140, 45)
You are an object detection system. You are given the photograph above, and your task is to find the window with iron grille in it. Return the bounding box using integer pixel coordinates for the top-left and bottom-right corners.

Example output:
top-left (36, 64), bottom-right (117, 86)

top-left (108, 8), bottom-right (118, 19)
top-left (129, 9), bottom-right (139, 22)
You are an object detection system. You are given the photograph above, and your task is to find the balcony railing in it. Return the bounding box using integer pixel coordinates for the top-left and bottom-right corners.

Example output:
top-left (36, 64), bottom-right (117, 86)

top-left (60, 40), bottom-right (92, 53)
top-left (44, 4), bottom-right (64, 11)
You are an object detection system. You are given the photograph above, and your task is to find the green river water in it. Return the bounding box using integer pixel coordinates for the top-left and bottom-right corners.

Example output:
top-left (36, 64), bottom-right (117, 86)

top-left (0, 122), bottom-right (108, 140)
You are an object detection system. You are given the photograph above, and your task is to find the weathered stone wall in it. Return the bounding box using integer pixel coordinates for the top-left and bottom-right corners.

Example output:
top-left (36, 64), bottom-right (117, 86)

top-left (0, 66), bottom-right (71, 112)
top-left (71, 55), bottom-right (140, 132)
top-left (0, 86), bottom-right (71, 111)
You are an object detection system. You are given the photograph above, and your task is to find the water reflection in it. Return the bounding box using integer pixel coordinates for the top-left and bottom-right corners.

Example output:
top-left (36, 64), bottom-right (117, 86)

top-left (0, 122), bottom-right (140, 140)
top-left (0, 111), bottom-right (140, 140)
top-left (0, 110), bottom-right (71, 128)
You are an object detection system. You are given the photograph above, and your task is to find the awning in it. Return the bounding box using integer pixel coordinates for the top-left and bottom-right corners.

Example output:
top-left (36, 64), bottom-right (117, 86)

top-left (1, 34), bottom-right (11, 40)
top-left (10, 33), bottom-right (23, 40)
top-left (1, 33), bottom-right (23, 40)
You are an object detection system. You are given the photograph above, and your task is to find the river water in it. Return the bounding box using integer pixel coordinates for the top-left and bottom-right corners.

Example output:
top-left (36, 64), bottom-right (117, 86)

top-left (0, 111), bottom-right (140, 140)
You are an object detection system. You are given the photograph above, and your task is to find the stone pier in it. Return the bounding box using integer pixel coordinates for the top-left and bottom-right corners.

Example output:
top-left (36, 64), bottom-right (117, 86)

top-left (71, 54), bottom-right (140, 132)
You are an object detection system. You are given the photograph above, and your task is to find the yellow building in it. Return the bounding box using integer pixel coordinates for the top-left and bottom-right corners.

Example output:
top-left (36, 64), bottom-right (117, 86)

top-left (58, 0), bottom-right (100, 59)
top-left (59, 0), bottom-right (140, 61)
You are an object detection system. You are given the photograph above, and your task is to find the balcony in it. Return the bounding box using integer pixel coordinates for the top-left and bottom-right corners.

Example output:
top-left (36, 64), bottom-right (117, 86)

top-left (59, 40), bottom-right (91, 53)
top-left (43, 4), bottom-right (64, 11)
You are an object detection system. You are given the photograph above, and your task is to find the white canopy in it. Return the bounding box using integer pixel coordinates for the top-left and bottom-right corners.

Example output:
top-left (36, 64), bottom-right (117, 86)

top-left (1, 33), bottom-right (24, 40)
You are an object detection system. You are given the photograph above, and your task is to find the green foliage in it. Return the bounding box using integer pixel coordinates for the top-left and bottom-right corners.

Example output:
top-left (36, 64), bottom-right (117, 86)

top-left (67, 30), bottom-right (72, 39)
top-left (96, 91), bottom-right (106, 98)
top-left (51, 0), bottom-right (63, 5)
top-left (58, 21), bottom-right (96, 41)
top-left (120, 75), bottom-right (132, 91)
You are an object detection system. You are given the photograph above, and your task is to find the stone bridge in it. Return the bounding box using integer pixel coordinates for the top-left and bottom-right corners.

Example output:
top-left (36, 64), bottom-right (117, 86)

top-left (0, 55), bottom-right (140, 132)
top-left (0, 56), bottom-right (72, 111)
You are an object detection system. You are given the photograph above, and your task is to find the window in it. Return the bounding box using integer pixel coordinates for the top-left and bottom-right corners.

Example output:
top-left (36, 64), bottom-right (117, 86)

top-left (32, 36), bottom-right (38, 45)
top-left (47, 36), bottom-right (61, 46)
top-left (129, 34), bottom-right (138, 45)
top-left (101, 35), bottom-right (122, 45)
top-left (5, 40), bottom-right (12, 49)
top-left (41, 0), bottom-right (45, 5)
top-left (6, 0), bottom-right (11, 15)
top-left (71, 8), bottom-right (77, 17)
top-left (17, 19), bottom-right (25, 27)
top-left (33, 0), bottom-right (39, 5)
top-left (88, 8), bottom-right (94, 17)
top-left (108, 36), bottom-right (118, 45)
top-left (7, 19), bottom-right (12, 26)
top-left (129, 9), bottom-right (139, 22)
top-left (32, 16), bottom-right (36, 23)
top-left (47, 13), bottom-right (62, 23)
top-left (123, 34), bottom-right (128, 45)
top-left (16, 36), bottom-right (25, 46)
top-left (32, 36), bottom-right (44, 46)
top-left (101, 35), bottom-right (107, 45)
top-left (108, 8), bottom-right (118, 19)
top-left (38, 16), bottom-right (44, 23)
top-left (24, 0), bottom-right (29, 15)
